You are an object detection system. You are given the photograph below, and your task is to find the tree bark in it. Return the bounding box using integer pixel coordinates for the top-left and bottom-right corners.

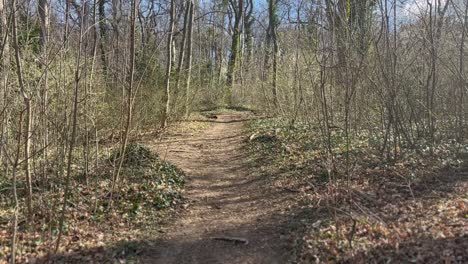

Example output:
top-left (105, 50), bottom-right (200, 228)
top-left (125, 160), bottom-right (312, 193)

top-left (98, 0), bottom-right (108, 73)
top-left (244, 0), bottom-right (254, 62)
top-left (0, 0), bottom-right (8, 163)
top-left (269, 0), bottom-right (279, 109)
top-left (458, 0), bottom-right (468, 142)
top-left (38, 0), bottom-right (50, 181)
top-left (174, 0), bottom-right (190, 112)
top-left (185, 0), bottom-right (194, 117)
top-left (162, 0), bottom-right (175, 127)
top-left (226, 0), bottom-right (244, 104)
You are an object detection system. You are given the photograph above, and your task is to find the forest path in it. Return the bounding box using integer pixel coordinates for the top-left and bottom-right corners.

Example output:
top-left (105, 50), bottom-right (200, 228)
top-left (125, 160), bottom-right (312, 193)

top-left (140, 113), bottom-right (295, 264)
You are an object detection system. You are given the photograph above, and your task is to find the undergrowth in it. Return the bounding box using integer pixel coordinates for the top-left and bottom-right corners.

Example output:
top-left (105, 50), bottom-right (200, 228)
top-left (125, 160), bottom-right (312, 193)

top-left (0, 143), bottom-right (185, 263)
top-left (201, 105), bottom-right (256, 115)
top-left (247, 117), bottom-right (468, 263)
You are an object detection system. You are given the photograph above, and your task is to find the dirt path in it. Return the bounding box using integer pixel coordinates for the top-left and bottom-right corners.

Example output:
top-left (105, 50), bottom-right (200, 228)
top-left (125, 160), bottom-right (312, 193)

top-left (140, 113), bottom-right (295, 264)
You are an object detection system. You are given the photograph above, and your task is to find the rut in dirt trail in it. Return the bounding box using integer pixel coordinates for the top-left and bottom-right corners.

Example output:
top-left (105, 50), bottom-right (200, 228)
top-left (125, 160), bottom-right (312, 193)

top-left (141, 113), bottom-right (296, 264)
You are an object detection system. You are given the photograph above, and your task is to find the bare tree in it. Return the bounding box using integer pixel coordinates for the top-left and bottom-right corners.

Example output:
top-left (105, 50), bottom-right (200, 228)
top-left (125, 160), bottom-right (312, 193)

top-left (110, 0), bottom-right (138, 201)
top-left (55, 0), bottom-right (86, 251)
top-left (11, 0), bottom-right (33, 223)
top-left (226, 0), bottom-right (244, 104)
top-left (99, 0), bottom-right (108, 73)
top-left (38, 0), bottom-right (50, 182)
top-left (162, 0), bottom-right (176, 127)
top-left (174, 1), bottom-right (190, 106)
top-left (266, 0), bottom-right (279, 109)
top-left (185, 0), bottom-right (194, 117)
top-left (456, 0), bottom-right (468, 142)
top-left (425, 0), bottom-right (450, 153)
top-left (0, 0), bottom-right (8, 163)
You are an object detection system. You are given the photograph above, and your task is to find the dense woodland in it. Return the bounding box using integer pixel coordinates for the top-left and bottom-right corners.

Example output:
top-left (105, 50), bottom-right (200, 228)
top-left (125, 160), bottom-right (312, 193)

top-left (0, 0), bottom-right (467, 262)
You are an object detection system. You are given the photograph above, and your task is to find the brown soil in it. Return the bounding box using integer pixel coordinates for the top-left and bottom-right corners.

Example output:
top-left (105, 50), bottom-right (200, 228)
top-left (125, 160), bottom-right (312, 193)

top-left (140, 113), bottom-right (296, 264)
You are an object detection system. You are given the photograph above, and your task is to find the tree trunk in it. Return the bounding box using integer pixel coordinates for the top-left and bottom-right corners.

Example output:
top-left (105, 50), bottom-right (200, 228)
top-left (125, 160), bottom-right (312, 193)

top-left (185, 0), bottom-right (194, 117)
top-left (173, 0), bottom-right (190, 113)
top-left (110, 0), bottom-right (137, 203)
top-left (9, 111), bottom-right (23, 264)
top-left (216, 2), bottom-right (227, 87)
top-left (226, 0), bottom-right (244, 104)
top-left (38, 0), bottom-right (50, 181)
top-left (458, 0), bottom-right (468, 142)
top-left (268, 0), bottom-right (279, 108)
top-left (162, 0), bottom-right (175, 127)
top-left (0, 0), bottom-right (7, 103)
top-left (426, 0), bottom-right (449, 154)
top-left (55, 1), bottom-right (87, 252)
top-left (98, 0), bottom-right (108, 73)
top-left (0, 0), bottom-right (8, 163)
top-left (244, 0), bottom-right (254, 62)
top-left (11, 0), bottom-right (34, 224)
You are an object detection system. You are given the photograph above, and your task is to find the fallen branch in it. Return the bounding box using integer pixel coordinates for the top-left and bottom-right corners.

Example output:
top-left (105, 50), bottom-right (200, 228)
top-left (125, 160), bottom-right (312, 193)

top-left (212, 236), bottom-right (249, 245)
top-left (278, 187), bottom-right (301, 193)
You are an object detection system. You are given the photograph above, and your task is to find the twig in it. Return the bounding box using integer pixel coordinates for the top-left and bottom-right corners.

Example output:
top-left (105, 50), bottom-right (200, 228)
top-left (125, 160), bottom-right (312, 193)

top-left (279, 187), bottom-right (300, 193)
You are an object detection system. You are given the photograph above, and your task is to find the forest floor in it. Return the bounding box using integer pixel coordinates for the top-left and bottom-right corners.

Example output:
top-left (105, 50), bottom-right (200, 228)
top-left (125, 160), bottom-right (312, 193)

top-left (3, 111), bottom-right (466, 263)
top-left (246, 117), bottom-right (468, 263)
top-left (138, 112), bottom-right (298, 263)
